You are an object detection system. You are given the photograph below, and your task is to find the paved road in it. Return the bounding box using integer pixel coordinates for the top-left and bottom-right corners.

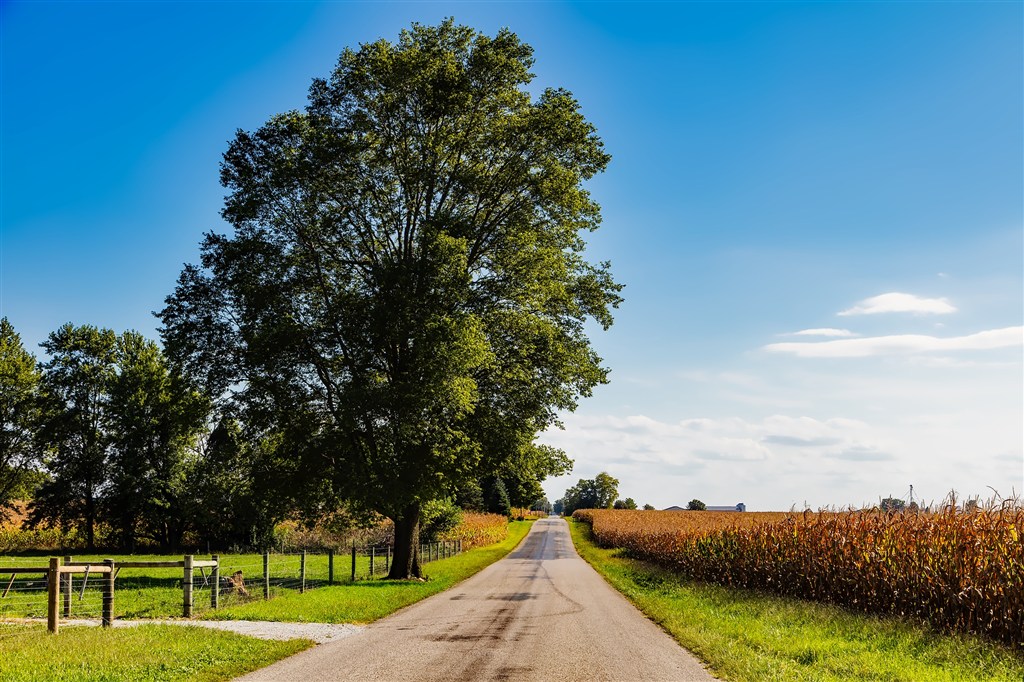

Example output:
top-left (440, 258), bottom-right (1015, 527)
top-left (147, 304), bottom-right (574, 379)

top-left (237, 517), bottom-right (716, 681)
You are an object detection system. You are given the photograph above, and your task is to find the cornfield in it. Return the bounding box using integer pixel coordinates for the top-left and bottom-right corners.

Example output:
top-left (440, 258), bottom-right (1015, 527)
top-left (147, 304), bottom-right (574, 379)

top-left (574, 505), bottom-right (1023, 648)
top-left (439, 512), bottom-right (509, 550)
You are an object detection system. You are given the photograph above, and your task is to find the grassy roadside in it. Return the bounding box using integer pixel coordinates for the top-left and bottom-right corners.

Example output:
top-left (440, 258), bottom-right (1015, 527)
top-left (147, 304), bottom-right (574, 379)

top-left (203, 519), bottom-right (534, 623)
top-left (0, 623), bottom-right (311, 682)
top-left (568, 519), bottom-right (1024, 682)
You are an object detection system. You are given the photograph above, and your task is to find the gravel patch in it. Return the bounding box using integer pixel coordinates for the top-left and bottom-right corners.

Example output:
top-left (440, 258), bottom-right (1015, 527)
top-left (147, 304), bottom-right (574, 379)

top-left (13, 618), bottom-right (364, 644)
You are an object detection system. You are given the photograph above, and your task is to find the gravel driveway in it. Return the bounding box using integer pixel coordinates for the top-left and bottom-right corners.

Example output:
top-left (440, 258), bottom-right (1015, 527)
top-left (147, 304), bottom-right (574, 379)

top-left (52, 618), bottom-right (363, 644)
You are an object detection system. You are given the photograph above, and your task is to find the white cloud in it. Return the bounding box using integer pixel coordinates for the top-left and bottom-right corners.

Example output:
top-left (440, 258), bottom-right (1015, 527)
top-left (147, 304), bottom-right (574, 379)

top-left (539, 413), bottom-right (900, 508)
top-left (789, 328), bottom-right (858, 337)
top-left (541, 413), bottom-right (880, 470)
top-left (764, 326), bottom-right (1023, 358)
top-left (838, 292), bottom-right (956, 316)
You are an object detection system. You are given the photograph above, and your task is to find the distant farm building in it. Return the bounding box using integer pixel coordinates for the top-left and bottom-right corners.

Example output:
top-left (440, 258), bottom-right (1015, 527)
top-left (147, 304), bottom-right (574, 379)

top-left (707, 503), bottom-right (747, 512)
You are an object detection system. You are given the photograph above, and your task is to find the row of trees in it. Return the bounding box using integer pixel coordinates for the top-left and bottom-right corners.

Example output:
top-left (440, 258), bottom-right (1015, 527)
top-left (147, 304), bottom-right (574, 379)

top-left (555, 472), bottom-right (656, 515)
top-left (1, 318), bottom-right (243, 550)
top-left (1, 320), bottom-right (199, 547)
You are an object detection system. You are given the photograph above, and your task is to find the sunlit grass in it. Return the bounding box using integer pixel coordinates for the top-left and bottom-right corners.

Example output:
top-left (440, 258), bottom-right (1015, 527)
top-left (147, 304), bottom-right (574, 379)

top-left (0, 622), bottom-right (311, 682)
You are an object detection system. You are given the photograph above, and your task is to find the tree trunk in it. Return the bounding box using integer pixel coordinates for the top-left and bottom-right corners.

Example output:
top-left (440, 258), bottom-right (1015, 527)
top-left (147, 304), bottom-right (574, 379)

top-left (386, 503), bottom-right (422, 579)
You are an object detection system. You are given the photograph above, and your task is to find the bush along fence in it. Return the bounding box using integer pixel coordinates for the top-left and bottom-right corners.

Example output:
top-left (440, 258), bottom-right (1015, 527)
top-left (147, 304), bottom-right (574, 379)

top-left (0, 539), bottom-right (463, 633)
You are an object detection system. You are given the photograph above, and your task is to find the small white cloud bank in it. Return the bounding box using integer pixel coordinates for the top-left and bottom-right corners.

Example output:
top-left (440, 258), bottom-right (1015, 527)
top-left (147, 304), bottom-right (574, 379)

top-left (838, 292), bottom-right (956, 316)
top-left (790, 328), bottom-right (858, 338)
top-left (764, 327), bottom-right (1023, 358)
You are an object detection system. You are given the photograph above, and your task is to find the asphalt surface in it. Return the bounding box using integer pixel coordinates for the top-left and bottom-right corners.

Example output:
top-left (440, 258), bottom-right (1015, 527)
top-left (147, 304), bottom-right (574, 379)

top-left (236, 517), bottom-right (717, 681)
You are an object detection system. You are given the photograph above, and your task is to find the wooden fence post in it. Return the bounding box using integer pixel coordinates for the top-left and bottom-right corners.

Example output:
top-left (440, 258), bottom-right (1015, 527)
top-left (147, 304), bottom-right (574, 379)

top-left (351, 542), bottom-right (356, 581)
top-left (263, 552), bottom-right (270, 601)
top-left (300, 550), bottom-right (306, 594)
top-left (211, 555), bottom-right (219, 610)
top-left (102, 559), bottom-right (114, 628)
top-left (385, 544), bottom-right (390, 575)
top-left (47, 557), bottom-right (60, 635)
top-left (183, 554), bottom-right (194, 618)
top-left (62, 555), bottom-right (72, 618)
top-left (369, 546), bottom-right (375, 577)
top-left (328, 549), bottom-right (334, 585)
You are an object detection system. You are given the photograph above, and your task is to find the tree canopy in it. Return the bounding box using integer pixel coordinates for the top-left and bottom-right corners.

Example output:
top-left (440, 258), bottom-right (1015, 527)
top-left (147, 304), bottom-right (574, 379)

top-left (560, 472), bottom-right (619, 515)
top-left (29, 324), bottom-right (208, 550)
top-left (159, 20), bottom-right (620, 577)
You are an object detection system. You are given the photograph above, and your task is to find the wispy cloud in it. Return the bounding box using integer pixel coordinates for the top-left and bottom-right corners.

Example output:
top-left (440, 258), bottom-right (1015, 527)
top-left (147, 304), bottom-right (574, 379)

top-left (789, 328), bottom-right (858, 337)
top-left (838, 292), bottom-right (956, 316)
top-left (764, 327), bottom-right (1023, 358)
top-left (831, 446), bottom-right (895, 461)
top-left (541, 414), bottom-right (879, 469)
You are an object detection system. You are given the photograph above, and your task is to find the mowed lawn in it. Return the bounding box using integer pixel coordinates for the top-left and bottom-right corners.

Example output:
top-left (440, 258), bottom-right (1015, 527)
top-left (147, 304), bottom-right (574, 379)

top-left (0, 521), bottom-right (533, 681)
top-left (0, 623), bottom-right (312, 682)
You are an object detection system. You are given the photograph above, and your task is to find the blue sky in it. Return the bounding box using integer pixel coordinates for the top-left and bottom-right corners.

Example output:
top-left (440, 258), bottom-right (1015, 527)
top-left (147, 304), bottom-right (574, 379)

top-left (3, 1), bottom-right (1021, 510)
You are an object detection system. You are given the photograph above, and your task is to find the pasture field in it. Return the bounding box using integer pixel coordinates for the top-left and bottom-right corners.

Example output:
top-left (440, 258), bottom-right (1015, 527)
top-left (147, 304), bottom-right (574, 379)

top-left (568, 518), bottom-right (1024, 681)
top-left (574, 507), bottom-right (1023, 647)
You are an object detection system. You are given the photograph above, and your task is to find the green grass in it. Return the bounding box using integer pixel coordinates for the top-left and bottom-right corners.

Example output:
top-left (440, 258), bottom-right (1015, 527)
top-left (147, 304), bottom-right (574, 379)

top-left (0, 623), bottom-right (312, 682)
top-left (204, 520), bottom-right (534, 623)
top-left (568, 519), bottom-right (1024, 682)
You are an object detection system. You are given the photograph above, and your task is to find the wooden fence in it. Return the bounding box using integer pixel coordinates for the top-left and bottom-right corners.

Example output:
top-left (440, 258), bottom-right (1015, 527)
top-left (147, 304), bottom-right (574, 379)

top-left (1, 540), bottom-right (464, 634)
top-left (0, 558), bottom-right (114, 634)
top-left (90, 556), bottom-right (219, 617)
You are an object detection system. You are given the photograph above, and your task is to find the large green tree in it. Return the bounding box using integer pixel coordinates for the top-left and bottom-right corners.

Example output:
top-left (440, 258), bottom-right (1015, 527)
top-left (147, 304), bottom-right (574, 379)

top-left (0, 318), bottom-right (43, 520)
top-left (159, 20), bottom-right (621, 578)
top-left (31, 324), bottom-right (117, 549)
top-left (104, 332), bottom-right (209, 550)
